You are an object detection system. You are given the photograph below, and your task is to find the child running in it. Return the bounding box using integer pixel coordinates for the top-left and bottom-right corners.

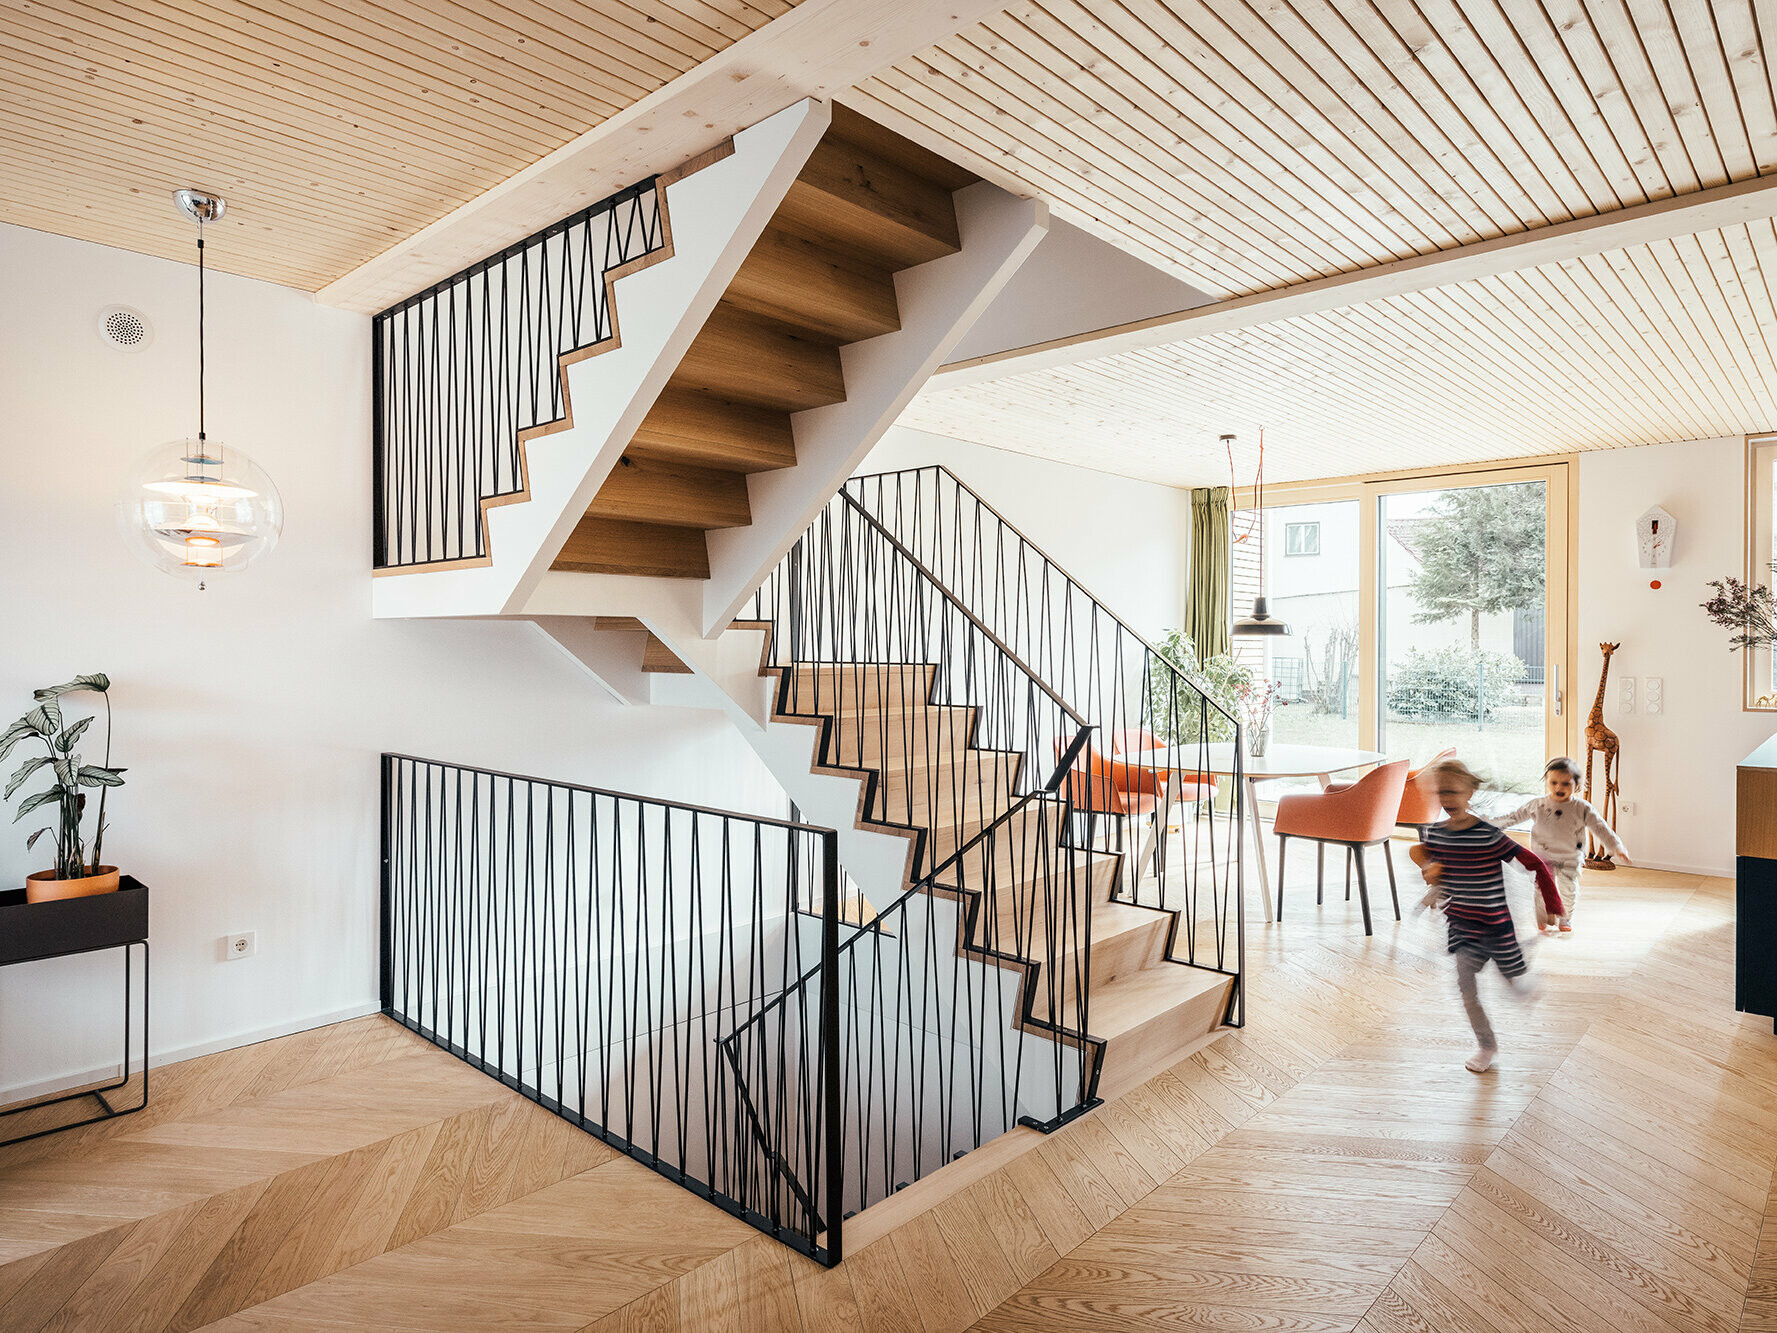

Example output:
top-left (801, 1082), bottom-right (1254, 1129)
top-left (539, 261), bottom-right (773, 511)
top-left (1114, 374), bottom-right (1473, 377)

top-left (1409, 758), bottom-right (1563, 1074)
top-left (1497, 756), bottom-right (1629, 933)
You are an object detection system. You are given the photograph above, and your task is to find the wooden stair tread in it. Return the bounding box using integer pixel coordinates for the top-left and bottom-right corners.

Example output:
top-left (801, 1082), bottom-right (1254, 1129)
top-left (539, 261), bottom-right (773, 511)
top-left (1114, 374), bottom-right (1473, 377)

top-left (776, 134), bottom-right (963, 272)
top-left (627, 391), bottom-right (796, 474)
top-left (674, 302), bottom-right (846, 413)
top-left (828, 103), bottom-right (978, 193)
top-left (642, 638), bottom-right (693, 674)
top-left (726, 227), bottom-right (901, 344)
top-left (588, 617), bottom-right (689, 673)
top-left (982, 897), bottom-right (1166, 968)
top-left (552, 517), bottom-right (709, 578)
top-left (1088, 963), bottom-right (1231, 1042)
top-left (586, 456), bottom-right (752, 531)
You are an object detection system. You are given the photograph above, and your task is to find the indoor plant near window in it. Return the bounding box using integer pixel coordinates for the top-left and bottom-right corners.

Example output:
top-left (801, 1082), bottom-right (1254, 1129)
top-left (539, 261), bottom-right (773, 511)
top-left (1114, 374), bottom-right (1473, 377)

top-left (3, 674), bottom-right (126, 902)
top-left (1702, 569), bottom-right (1777, 707)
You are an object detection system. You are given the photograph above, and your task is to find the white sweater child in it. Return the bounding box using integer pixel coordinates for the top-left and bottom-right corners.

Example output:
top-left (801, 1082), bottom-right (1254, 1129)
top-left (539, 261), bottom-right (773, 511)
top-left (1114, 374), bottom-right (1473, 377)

top-left (1497, 795), bottom-right (1625, 864)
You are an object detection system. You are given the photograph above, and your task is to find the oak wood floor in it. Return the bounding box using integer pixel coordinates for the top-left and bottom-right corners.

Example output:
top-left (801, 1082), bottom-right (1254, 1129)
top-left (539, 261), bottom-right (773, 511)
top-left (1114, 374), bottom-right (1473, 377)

top-left (2, 853), bottom-right (1773, 1331)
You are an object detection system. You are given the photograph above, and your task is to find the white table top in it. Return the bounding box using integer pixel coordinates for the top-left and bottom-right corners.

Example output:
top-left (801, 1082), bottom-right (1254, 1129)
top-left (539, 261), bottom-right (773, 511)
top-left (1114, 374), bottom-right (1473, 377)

top-left (1139, 742), bottom-right (1388, 779)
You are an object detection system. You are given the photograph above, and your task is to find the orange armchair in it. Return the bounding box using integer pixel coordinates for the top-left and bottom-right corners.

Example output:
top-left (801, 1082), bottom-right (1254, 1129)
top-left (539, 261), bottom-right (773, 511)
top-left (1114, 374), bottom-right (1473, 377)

top-left (1057, 742), bottom-right (1178, 891)
top-left (1109, 728), bottom-right (1220, 806)
top-left (1272, 759), bottom-right (1410, 935)
top-left (1397, 748), bottom-right (1456, 835)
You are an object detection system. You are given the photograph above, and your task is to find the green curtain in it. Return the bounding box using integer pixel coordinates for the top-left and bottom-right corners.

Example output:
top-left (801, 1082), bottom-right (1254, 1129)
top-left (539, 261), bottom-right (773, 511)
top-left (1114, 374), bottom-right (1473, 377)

top-left (1183, 486), bottom-right (1232, 661)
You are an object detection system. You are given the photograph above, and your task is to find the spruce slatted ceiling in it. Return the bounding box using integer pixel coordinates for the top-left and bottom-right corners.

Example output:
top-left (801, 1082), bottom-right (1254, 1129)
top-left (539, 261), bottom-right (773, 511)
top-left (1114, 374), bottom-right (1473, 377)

top-left (901, 217), bottom-right (1777, 485)
top-left (852, 0), bottom-right (1777, 481)
top-left (0, 0), bottom-right (798, 291)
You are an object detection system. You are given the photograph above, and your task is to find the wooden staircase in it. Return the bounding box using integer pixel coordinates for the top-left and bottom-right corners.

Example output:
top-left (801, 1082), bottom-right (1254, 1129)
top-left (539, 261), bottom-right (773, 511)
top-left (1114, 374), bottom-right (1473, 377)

top-left (552, 107), bottom-right (976, 580)
top-left (765, 658), bottom-right (1233, 1104)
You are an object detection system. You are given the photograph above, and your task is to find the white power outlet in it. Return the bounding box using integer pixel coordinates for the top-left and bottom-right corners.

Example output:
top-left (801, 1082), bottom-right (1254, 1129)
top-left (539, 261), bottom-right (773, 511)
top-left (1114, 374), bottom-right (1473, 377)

top-left (1619, 676), bottom-right (1636, 714)
top-left (1619, 800), bottom-right (1637, 817)
top-left (1645, 676), bottom-right (1664, 716)
top-left (225, 932), bottom-right (256, 961)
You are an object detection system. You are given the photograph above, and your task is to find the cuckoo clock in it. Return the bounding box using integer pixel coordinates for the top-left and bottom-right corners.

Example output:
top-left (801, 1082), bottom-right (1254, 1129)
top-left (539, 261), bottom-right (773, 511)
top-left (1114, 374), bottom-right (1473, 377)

top-left (1636, 505), bottom-right (1675, 569)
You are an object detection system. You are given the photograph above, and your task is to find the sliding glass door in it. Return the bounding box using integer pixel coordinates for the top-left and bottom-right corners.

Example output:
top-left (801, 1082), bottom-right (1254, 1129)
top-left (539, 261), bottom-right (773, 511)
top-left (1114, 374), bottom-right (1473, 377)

top-left (1242, 464), bottom-right (1570, 812)
top-left (1376, 475), bottom-right (1561, 807)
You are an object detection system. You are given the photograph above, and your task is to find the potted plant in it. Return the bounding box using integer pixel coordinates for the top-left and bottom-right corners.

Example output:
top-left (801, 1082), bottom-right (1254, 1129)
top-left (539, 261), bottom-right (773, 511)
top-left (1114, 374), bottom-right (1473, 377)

top-left (1702, 570), bottom-right (1777, 651)
top-left (2, 674), bottom-right (125, 902)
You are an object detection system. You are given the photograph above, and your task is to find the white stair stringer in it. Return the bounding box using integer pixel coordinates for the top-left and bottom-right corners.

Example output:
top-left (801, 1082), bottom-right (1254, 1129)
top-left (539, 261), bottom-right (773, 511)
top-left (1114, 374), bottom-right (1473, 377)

top-left (526, 616), bottom-right (649, 706)
top-left (371, 97), bottom-right (831, 622)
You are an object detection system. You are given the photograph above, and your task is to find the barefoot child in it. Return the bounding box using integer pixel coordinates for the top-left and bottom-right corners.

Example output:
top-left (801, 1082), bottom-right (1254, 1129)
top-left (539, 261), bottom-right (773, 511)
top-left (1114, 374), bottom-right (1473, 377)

top-left (1497, 756), bottom-right (1629, 933)
top-left (1409, 758), bottom-right (1563, 1074)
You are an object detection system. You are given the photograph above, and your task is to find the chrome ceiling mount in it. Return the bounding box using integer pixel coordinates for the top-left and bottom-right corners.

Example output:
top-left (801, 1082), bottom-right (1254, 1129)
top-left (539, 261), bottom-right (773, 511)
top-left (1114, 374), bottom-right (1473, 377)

top-left (171, 189), bottom-right (226, 224)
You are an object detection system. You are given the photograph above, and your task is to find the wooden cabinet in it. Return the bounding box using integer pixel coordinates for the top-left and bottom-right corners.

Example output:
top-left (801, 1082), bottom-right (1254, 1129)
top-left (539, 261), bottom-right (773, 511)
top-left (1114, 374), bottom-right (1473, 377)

top-left (1737, 736), bottom-right (1777, 1026)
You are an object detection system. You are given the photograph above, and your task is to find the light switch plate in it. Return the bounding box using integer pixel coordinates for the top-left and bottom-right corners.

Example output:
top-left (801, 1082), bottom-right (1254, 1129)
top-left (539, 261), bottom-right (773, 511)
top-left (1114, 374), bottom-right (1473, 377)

top-left (1619, 676), bottom-right (1636, 714)
top-left (1645, 676), bottom-right (1664, 715)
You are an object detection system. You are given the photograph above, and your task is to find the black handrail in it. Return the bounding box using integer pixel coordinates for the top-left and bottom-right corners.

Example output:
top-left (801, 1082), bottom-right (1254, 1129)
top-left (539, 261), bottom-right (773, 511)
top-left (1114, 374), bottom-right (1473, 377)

top-left (372, 180), bottom-right (665, 570)
top-left (849, 466), bottom-right (1239, 729)
top-left (727, 489), bottom-right (1105, 1220)
top-left (379, 754), bottom-right (844, 1264)
top-left (845, 465), bottom-right (1246, 1024)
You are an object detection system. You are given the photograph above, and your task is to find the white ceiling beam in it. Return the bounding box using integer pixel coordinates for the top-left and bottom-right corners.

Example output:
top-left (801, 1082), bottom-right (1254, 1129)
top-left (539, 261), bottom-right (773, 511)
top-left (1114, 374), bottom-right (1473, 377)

top-left (316, 0), bottom-right (1016, 314)
top-left (929, 173), bottom-right (1777, 389)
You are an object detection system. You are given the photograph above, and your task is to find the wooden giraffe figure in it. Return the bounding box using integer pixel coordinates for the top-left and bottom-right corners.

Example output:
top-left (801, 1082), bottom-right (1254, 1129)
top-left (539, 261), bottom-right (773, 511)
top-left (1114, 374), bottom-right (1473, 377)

top-left (1584, 641), bottom-right (1622, 870)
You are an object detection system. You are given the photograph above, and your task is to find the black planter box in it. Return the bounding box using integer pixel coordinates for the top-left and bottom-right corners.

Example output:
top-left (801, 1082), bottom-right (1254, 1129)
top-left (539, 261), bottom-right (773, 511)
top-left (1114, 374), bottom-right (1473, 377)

top-left (0, 876), bottom-right (149, 966)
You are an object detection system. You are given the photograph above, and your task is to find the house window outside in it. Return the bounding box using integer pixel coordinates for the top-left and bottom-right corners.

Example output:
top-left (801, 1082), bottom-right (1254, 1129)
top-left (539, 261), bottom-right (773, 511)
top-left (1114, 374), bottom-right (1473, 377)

top-left (1284, 522), bottom-right (1320, 557)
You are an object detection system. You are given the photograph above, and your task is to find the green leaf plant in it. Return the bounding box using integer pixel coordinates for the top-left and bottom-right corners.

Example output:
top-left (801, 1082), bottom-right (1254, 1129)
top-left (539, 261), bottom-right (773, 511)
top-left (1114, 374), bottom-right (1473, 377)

top-left (2, 675), bottom-right (123, 880)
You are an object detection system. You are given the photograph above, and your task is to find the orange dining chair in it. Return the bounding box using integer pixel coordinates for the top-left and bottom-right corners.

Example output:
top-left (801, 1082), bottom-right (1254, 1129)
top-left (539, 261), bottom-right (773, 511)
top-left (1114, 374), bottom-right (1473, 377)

top-left (1109, 727), bottom-right (1220, 810)
top-left (1397, 748), bottom-right (1456, 837)
top-left (1108, 727), bottom-right (1224, 880)
top-left (1272, 759), bottom-right (1410, 935)
top-left (1056, 742), bottom-right (1169, 892)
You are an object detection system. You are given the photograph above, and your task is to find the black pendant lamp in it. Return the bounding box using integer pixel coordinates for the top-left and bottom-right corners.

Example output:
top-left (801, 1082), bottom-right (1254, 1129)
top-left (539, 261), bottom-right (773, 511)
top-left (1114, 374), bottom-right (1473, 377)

top-left (1228, 431), bottom-right (1292, 638)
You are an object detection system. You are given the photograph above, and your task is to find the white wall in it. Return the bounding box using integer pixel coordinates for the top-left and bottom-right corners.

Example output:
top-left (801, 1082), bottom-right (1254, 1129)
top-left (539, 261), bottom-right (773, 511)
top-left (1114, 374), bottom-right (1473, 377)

top-left (862, 425), bottom-right (1190, 639)
top-left (1576, 436), bottom-right (1772, 876)
top-left (0, 223), bottom-right (786, 1099)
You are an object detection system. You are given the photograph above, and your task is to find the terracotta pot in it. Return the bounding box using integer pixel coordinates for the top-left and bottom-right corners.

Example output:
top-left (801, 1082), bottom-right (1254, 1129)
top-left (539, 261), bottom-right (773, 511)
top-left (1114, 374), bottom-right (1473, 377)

top-left (25, 866), bottom-right (121, 903)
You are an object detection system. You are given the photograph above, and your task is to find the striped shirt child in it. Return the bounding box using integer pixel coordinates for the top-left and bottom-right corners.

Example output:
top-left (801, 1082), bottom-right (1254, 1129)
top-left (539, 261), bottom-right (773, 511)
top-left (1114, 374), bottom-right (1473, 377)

top-left (1421, 818), bottom-right (1561, 976)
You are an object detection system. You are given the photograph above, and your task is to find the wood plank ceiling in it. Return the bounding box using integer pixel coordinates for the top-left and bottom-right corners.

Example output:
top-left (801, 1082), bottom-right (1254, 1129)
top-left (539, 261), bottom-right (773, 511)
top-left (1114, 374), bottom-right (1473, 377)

top-left (849, 0), bottom-right (1777, 483)
top-left (0, 0), bottom-right (799, 291)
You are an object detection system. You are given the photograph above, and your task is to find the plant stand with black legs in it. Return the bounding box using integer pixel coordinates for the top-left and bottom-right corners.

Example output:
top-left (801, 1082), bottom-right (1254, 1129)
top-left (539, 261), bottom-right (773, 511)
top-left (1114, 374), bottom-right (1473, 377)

top-left (0, 877), bottom-right (149, 1146)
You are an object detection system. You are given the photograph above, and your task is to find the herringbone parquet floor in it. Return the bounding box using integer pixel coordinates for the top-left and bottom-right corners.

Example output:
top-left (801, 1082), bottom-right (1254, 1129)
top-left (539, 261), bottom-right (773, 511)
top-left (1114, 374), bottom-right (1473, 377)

top-left (1, 853), bottom-right (1773, 1331)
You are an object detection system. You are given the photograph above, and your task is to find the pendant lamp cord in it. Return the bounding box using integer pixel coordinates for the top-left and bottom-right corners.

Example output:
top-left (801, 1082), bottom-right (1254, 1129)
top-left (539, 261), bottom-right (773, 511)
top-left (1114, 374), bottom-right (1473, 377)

top-left (197, 220), bottom-right (206, 442)
top-left (1256, 427), bottom-right (1265, 566)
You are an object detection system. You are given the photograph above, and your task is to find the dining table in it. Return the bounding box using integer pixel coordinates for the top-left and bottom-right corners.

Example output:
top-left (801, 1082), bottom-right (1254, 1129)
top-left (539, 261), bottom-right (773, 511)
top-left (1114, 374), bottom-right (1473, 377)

top-left (1138, 742), bottom-right (1389, 924)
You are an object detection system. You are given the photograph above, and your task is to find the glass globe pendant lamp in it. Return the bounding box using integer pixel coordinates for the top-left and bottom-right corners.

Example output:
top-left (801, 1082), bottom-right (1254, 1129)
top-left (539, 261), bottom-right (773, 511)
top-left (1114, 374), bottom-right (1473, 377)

top-left (117, 190), bottom-right (283, 589)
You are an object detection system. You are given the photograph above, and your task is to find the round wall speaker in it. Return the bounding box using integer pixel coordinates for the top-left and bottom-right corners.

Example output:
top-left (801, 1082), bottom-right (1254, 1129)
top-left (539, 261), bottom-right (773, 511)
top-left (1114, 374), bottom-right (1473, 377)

top-left (98, 305), bottom-right (154, 352)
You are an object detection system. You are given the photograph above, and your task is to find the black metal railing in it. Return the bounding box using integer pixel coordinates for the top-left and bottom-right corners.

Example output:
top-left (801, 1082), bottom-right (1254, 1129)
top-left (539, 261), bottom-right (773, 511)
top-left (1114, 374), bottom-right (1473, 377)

top-left (373, 181), bottom-right (665, 569)
top-left (380, 754), bottom-right (843, 1263)
top-left (722, 494), bottom-right (1104, 1218)
top-left (845, 466), bottom-right (1246, 1023)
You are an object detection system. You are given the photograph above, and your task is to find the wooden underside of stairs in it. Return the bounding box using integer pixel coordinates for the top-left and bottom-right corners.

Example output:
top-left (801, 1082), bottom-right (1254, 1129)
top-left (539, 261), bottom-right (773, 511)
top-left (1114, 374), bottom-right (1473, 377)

top-left (591, 617), bottom-right (692, 674)
top-left (764, 655), bottom-right (1233, 1099)
top-left (552, 108), bottom-right (977, 579)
